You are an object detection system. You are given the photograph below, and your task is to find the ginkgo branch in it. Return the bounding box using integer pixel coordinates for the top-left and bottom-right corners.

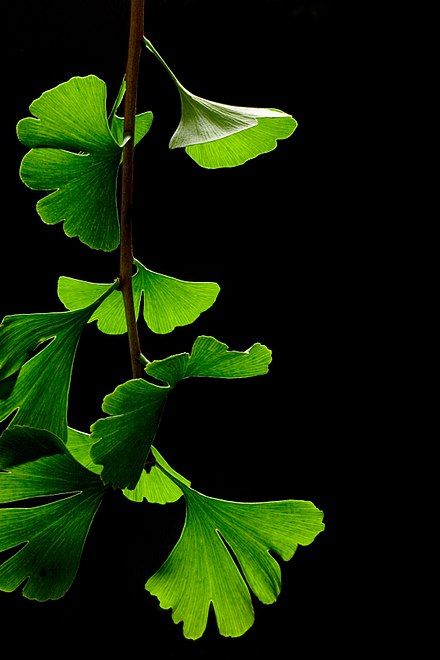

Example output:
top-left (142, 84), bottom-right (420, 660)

top-left (120, 0), bottom-right (145, 378)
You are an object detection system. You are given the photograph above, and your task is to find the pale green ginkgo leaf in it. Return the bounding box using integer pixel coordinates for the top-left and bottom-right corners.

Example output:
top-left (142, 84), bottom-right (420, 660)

top-left (58, 258), bottom-right (220, 335)
top-left (144, 38), bottom-right (297, 169)
top-left (90, 337), bottom-right (270, 489)
top-left (67, 426), bottom-right (185, 504)
top-left (90, 379), bottom-right (169, 489)
top-left (0, 283), bottom-right (116, 441)
top-left (146, 468), bottom-right (324, 639)
top-left (17, 77), bottom-right (153, 251)
top-left (146, 335), bottom-right (272, 386)
top-left (0, 426), bottom-right (105, 601)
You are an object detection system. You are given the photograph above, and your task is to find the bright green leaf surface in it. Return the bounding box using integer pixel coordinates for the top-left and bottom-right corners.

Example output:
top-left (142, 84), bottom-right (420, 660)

top-left (90, 379), bottom-right (169, 489)
top-left (147, 336), bottom-right (272, 386)
top-left (0, 285), bottom-right (115, 441)
top-left (0, 426), bottom-right (105, 601)
top-left (17, 76), bottom-right (122, 251)
top-left (147, 471), bottom-right (324, 639)
top-left (123, 447), bottom-right (190, 504)
top-left (144, 38), bottom-right (297, 169)
top-left (58, 258), bottom-right (220, 335)
top-left (66, 427), bottom-right (101, 475)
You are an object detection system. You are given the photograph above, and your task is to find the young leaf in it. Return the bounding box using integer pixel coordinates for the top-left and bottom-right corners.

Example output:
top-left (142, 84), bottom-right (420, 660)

top-left (0, 426), bottom-right (105, 601)
top-left (0, 283), bottom-right (116, 441)
top-left (90, 337), bottom-right (271, 489)
top-left (144, 38), bottom-right (297, 169)
top-left (58, 258), bottom-right (220, 335)
top-left (17, 77), bottom-right (153, 251)
top-left (90, 380), bottom-right (169, 489)
top-left (146, 335), bottom-right (272, 386)
top-left (146, 472), bottom-right (324, 639)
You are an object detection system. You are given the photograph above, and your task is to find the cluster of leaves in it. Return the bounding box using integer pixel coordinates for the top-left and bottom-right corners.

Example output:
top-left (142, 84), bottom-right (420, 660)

top-left (0, 39), bottom-right (323, 638)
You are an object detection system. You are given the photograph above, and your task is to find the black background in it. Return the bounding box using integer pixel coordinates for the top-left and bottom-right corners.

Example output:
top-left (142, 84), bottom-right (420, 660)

top-left (2, 1), bottom-right (345, 657)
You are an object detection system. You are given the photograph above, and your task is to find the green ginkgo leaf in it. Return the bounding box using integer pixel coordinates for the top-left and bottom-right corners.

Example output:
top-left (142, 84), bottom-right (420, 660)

top-left (90, 379), bottom-right (169, 489)
top-left (0, 283), bottom-right (116, 441)
top-left (90, 337), bottom-right (271, 489)
top-left (0, 426), bottom-right (105, 601)
top-left (146, 335), bottom-right (272, 386)
top-left (17, 76), bottom-right (153, 251)
top-left (123, 447), bottom-right (190, 504)
top-left (58, 258), bottom-right (220, 335)
top-left (144, 38), bottom-right (297, 169)
top-left (107, 78), bottom-right (154, 148)
top-left (146, 469), bottom-right (324, 639)
top-left (67, 426), bottom-right (185, 504)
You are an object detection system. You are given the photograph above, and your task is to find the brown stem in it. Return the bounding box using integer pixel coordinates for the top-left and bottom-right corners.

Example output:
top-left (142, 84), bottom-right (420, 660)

top-left (120, 0), bottom-right (145, 379)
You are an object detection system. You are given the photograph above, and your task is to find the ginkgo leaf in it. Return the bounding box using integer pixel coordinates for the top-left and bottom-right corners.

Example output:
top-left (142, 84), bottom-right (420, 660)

top-left (17, 76), bottom-right (153, 251)
top-left (111, 111), bottom-right (153, 147)
top-left (107, 78), bottom-right (154, 147)
top-left (58, 258), bottom-right (220, 335)
top-left (90, 337), bottom-right (270, 489)
top-left (0, 426), bottom-right (105, 601)
top-left (17, 76), bottom-right (122, 251)
top-left (144, 38), bottom-right (297, 169)
top-left (146, 470), bottom-right (324, 639)
top-left (146, 335), bottom-right (272, 386)
top-left (123, 447), bottom-right (190, 504)
top-left (67, 427), bottom-right (185, 504)
top-left (66, 427), bottom-right (101, 475)
top-left (0, 283), bottom-right (116, 441)
top-left (90, 379), bottom-right (169, 489)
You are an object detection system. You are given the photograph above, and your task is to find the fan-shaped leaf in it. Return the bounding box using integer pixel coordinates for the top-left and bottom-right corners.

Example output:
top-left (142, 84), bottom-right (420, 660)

top-left (146, 469), bottom-right (324, 639)
top-left (17, 77), bottom-right (153, 251)
top-left (58, 258), bottom-right (220, 335)
top-left (144, 38), bottom-right (297, 169)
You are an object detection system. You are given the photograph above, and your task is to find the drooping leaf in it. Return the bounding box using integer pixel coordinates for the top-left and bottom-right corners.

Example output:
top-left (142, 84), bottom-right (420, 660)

top-left (0, 426), bottom-right (105, 601)
top-left (58, 258), bottom-right (220, 335)
top-left (144, 38), bottom-right (297, 169)
top-left (17, 76), bottom-right (153, 251)
top-left (123, 447), bottom-right (190, 504)
top-left (90, 379), bottom-right (169, 489)
top-left (146, 335), bottom-right (272, 386)
top-left (90, 337), bottom-right (270, 489)
top-left (146, 470), bottom-right (324, 639)
top-left (0, 283), bottom-right (116, 441)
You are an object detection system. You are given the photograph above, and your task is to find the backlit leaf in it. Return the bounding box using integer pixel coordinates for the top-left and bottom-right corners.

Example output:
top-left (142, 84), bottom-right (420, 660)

top-left (17, 77), bottom-right (153, 251)
top-left (90, 379), bottom-right (169, 489)
top-left (146, 469), bottom-right (324, 639)
top-left (0, 283), bottom-right (116, 441)
top-left (144, 38), bottom-right (297, 169)
top-left (0, 426), bottom-right (105, 601)
top-left (58, 258), bottom-right (220, 335)
top-left (146, 335), bottom-right (272, 386)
